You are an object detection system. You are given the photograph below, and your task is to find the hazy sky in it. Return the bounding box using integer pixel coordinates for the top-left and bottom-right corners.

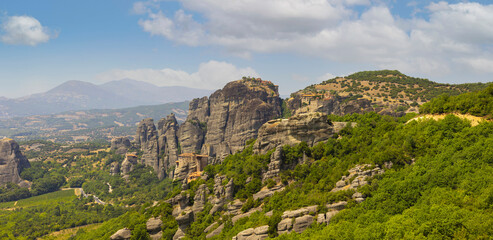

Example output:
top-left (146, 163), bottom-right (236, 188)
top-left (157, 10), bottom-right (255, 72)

top-left (1, 0), bottom-right (492, 98)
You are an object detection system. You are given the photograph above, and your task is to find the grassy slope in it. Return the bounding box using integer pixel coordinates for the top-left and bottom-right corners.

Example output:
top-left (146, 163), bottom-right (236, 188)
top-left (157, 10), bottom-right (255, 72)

top-left (0, 189), bottom-right (75, 209)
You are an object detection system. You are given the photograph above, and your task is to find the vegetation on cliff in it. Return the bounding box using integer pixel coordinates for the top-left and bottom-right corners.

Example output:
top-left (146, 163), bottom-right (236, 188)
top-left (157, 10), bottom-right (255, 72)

top-left (420, 83), bottom-right (493, 118)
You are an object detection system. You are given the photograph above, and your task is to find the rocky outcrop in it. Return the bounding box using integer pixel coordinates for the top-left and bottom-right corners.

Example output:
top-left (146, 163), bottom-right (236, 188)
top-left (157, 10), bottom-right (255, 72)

top-left (110, 137), bottom-right (131, 155)
top-left (146, 217), bottom-right (163, 240)
top-left (277, 206), bottom-right (317, 235)
top-left (226, 199), bottom-right (244, 216)
top-left (253, 185), bottom-right (284, 201)
top-left (0, 138), bottom-right (30, 185)
top-left (110, 162), bottom-right (120, 176)
top-left (187, 97), bottom-right (210, 123)
top-left (288, 94), bottom-right (375, 116)
top-left (209, 175), bottom-right (235, 215)
top-left (331, 164), bottom-right (384, 193)
top-left (203, 79), bottom-right (281, 160)
top-left (173, 79), bottom-right (281, 163)
top-left (136, 118), bottom-right (164, 179)
top-left (110, 228), bottom-right (131, 240)
top-left (262, 146), bottom-right (283, 181)
top-left (192, 184), bottom-right (209, 214)
top-left (254, 113), bottom-right (343, 155)
top-left (121, 154), bottom-right (138, 177)
top-left (157, 114), bottom-right (180, 173)
top-left (234, 225), bottom-right (269, 240)
top-left (205, 223), bottom-right (224, 239)
top-left (178, 120), bottom-right (205, 154)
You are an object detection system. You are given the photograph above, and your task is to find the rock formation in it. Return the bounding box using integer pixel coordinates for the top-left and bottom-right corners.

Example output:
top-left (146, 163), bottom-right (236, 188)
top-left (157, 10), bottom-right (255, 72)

top-left (0, 138), bottom-right (30, 185)
top-left (254, 113), bottom-right (345, 154)
top-left (192, 184), bottom-right (209, 214)
top-left (209, 175), bottom-right (235, 215)
top-left (132, 79), bottom-right (282, 180)
top-left (136, 118), bottom-right (164, 179)
top-left (288, 95), bottom-right (374, 116)
top-left (146, 217), bottom-right (163, 240)
top-left (234, 226), bottom-right (269, 240)
top-left (202, 79), bottom-right (281, 160)
top-left (110, 228), bottom-right (131, 240)
top-left (262, 146), bottom-right (283, 181)
top-left (178, 120), bottom-right (205, 154)
top-left (173, 153), bottom-right (208, 182)
top-left (110, 137), bottom-right (131, 155)
top-left (157, 114), bottom-right (180, 174)
top-left (109, 162), bottom-right (120, 176)
top-left (121, 154), bottom-right (138, 177)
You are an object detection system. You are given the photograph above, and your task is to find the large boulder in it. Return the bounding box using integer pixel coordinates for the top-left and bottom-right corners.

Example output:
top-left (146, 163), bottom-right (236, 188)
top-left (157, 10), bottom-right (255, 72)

top-left (0, 138), bottom-right (30, 185)
top-left (146, 217), bottom-right (162, 234)
top-left (110, 228), bottom-right (131, 240)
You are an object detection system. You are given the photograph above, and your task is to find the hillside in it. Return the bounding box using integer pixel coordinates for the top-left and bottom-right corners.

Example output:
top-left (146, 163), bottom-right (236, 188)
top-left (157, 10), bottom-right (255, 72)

top-left (287, 70), bottom-right (487, 117)
top-left (420, 83), bottom-right (493, 118)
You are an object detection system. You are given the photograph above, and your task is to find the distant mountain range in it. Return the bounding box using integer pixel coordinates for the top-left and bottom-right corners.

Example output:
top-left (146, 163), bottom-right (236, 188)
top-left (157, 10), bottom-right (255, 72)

top-left (0, 79), bottom-right (213, 118)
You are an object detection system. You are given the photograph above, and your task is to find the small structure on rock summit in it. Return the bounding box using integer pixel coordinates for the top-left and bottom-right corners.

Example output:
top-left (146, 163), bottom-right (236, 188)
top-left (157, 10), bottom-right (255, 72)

top-left (176, 153), bottom-right (208, 183)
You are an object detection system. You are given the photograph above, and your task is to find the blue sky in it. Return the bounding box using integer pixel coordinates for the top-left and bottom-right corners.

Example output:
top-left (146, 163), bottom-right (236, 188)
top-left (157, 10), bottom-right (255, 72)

top-left (1, 0), bottom-right (492, 98)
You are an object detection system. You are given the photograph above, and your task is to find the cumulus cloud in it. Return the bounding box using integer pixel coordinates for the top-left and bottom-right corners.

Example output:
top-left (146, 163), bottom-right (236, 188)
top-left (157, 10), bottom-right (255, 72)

top-left (95, 60), bottom-right (259, 89)
top-left (134, 1), bottom-right (493, 76)
top-left (317, 73), bottom-right (336, 82)
top-left (0, 15), bottom-right (56, 46)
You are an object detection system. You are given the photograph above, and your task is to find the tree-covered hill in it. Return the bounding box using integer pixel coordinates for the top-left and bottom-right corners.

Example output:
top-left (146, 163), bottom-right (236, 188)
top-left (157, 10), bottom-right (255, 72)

top-left (310, 70), bottom-right (487, 103)
top-left (420, 83), bottom-right (493, 118)
top-left (287, 70), bottom-right (488, 117)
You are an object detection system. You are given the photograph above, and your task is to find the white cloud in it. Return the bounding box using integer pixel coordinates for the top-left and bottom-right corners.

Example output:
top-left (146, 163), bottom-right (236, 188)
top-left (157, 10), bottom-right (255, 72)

top-left (1, 15), bottom-right (56, 46)
top-left (95, 60), bottom-right (259, 90)
top-left (458, 58), bottom-right (493, 73)
top-left (317, 73), bottom-right (336, 82)
top-left (135, 1), bottom-right (493, 77)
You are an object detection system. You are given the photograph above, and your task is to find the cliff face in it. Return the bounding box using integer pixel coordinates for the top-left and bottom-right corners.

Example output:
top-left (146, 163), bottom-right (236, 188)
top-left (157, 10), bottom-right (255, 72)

top-left (253, 113), bottom-right (346, 155)
top-left (136, 118), bottom-right (163, 179)
top-left (0, 138), bottom-right (30, 185)
top-left (287, 95), bottom-right (379, 117)
top-left (157, 114), bottom-right (180, 172)
top-left (201, 79), bottom-right (282, 160)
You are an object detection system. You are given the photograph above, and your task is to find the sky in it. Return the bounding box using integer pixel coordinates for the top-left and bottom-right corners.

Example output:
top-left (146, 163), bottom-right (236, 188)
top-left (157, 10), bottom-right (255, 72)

top-left (0, 0), bottom-right (492, 98)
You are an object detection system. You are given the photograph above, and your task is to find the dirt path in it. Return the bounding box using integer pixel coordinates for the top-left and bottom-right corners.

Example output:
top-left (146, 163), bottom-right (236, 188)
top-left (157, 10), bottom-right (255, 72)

top-left (408, 113), bottom-right (489, 127)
